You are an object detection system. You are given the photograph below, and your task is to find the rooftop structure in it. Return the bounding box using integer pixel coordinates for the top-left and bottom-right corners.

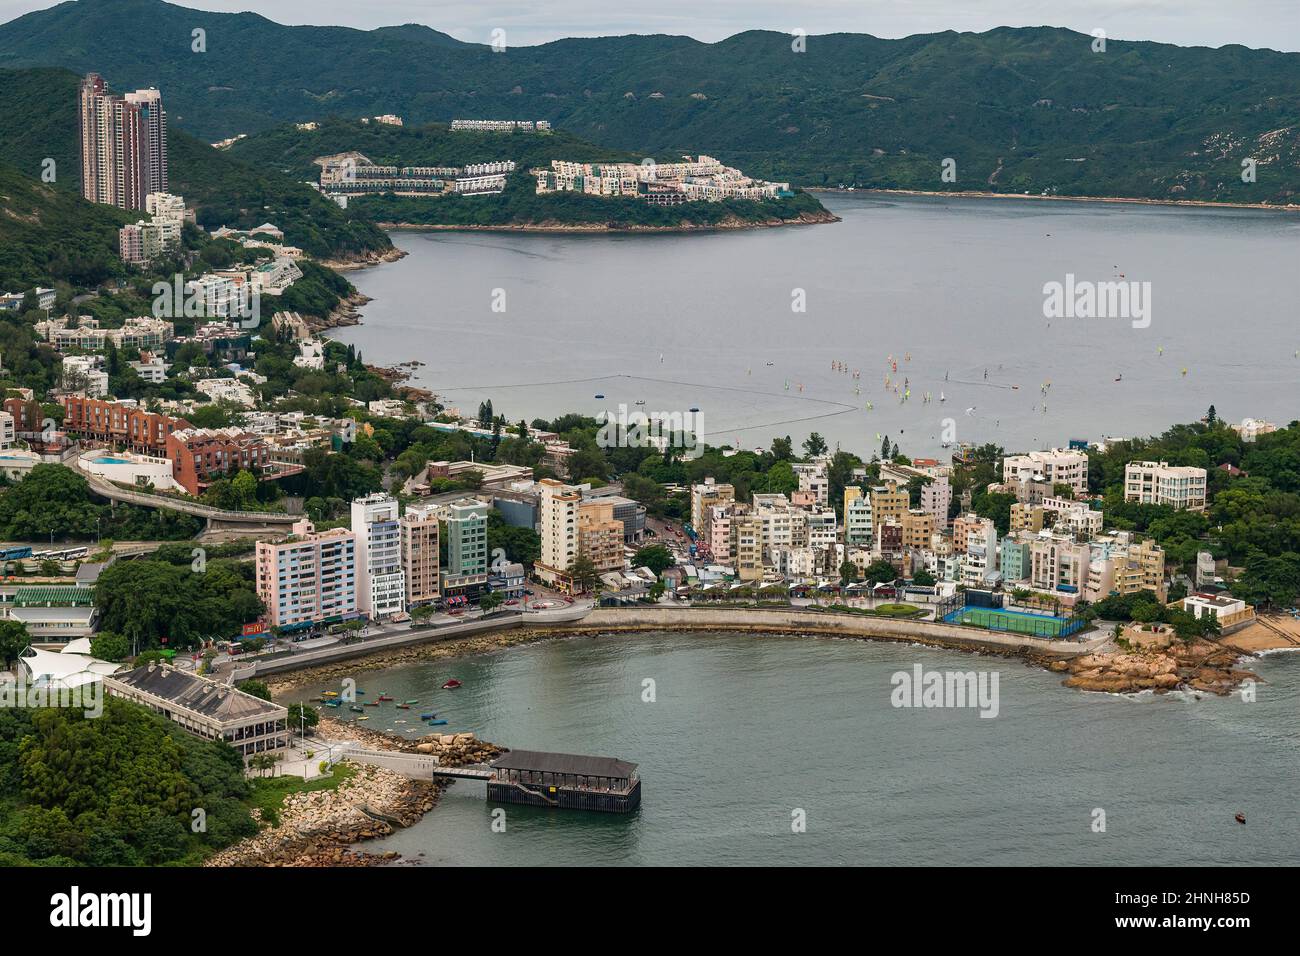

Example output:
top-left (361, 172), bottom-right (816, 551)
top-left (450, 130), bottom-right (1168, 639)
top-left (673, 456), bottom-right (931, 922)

top-left (107, 663), bottom-right (289, 759)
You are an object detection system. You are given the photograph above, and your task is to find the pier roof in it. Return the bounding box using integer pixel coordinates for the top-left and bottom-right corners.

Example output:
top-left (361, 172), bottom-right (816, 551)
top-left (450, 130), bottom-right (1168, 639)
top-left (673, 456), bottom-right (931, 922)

top-left (491, 750), bottom-right (636, 779)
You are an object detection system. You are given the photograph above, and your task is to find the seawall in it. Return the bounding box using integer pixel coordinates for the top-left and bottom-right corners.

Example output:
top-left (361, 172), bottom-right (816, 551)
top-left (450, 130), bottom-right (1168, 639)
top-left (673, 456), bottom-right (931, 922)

top-left (257, 605), bottom-right (1101, 690)
top-left (538, 606), bottom-right (1099, 659)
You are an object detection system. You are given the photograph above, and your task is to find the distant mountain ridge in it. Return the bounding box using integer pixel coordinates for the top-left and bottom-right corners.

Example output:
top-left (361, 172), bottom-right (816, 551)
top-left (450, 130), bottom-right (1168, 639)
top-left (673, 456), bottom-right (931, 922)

top-left (2, 0), bottom-right (1300, 201)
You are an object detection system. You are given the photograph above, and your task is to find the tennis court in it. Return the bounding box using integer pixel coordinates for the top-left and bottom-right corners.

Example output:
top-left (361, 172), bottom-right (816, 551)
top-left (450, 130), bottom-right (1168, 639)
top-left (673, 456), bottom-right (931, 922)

top-left (943, 605), bottom-right (1084, 638)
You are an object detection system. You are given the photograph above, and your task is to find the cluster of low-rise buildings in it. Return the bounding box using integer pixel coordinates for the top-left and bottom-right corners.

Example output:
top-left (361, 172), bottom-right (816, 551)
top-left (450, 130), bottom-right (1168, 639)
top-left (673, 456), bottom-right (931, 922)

top-left (118, 191), bottom-right (193, 265)
top-left (55, 395), bottom-right (305, 495)
top-left (255, 489), bottom-right (521, 630)
top-left (533, 155), bottom-right (792, 204)
top-left (450, 119), bottom-right (550, 132)
top-left (318, 153), bottom-right (516, 197)
top-left (674, 447), bottom-right (1211, 608)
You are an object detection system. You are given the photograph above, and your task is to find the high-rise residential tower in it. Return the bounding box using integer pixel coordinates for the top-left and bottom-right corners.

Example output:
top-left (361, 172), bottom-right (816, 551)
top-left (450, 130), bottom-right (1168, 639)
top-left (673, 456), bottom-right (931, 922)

top-left (350, 493), bottom-right (406, 618)
top-left (78, 73), bottom-right (168, 211)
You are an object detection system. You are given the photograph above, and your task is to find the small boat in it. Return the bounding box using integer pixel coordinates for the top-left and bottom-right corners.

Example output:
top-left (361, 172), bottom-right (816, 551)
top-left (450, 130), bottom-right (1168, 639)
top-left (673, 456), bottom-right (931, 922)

top-left (377, 695), bottom-right (393, 702)
top-left (395, 704), bottom-right (410, 710)
top-left (419, 712), bottom-right (438, 719)
top-left (1235, 813), bottom-right (1246, 825)
top-left (364, 701), bottom-right (379, 707)
top-left (594, 393), bottom-right (604, 399)
top-left (442, 679), bottom-right (463, 689)
top-left (356, 716), bottom-right (369, 721)
top-left (324, 700), bottom-right (341, 707)
top-left (349, 705), bottom-right (364, 713)
top-left (426, 719), bottom-right (448, 726)
top-left (404, 699), bottom-right (419, 705)
top-left (634, 399), bottom-right (646, 406)
top-left (355, 690), bottom-right (366, 695)
top-left (321, 691), bottom-right (338, 698)
top-left (689, 406), bottom-right (700, 413)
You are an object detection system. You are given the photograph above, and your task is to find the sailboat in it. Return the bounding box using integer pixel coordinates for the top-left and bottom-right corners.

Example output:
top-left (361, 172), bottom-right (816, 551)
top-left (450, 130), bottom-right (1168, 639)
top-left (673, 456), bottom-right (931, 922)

top-left (939, 391), bottom-right (946, 403)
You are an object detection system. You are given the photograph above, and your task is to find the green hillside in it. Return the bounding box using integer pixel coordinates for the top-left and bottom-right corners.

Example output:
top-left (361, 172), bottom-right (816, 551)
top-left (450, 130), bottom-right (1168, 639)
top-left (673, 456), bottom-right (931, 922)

top-left (2, 1), bottom-right (1300, 202)
top-left (227, 117), bottom-right (830, 228)
top-left (0, 66), bottom-right (393, 261)
top-left (0, 160), bottom-right (128, 289)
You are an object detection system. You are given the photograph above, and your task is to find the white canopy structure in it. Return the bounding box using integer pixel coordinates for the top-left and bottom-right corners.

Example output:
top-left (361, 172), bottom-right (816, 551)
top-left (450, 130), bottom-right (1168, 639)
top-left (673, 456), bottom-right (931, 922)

top-left (19, 645), bottom-right (120, 690)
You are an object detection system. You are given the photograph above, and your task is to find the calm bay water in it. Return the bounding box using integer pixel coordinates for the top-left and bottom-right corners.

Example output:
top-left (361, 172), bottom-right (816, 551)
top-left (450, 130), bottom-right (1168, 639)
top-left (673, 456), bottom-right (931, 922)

top-left (331, 193), bottom-right (1300, 456)
top-left (290, 633), bottom-right (1300, 866)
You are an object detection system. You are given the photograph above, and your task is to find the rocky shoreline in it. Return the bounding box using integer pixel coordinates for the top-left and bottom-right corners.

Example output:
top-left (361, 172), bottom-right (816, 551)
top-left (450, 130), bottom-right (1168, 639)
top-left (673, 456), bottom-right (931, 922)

top-left (319, 245), bottom-right (407, 271)
top-left (308, 290), bottom-right (371, 333)
top-left (207, 717), bottom-right (504, 867)
top-left (374, 209), bottom-right (839, 233)
top-left (206, 762), bottom-right (441, 867)
top-left (1043, 637), bottom-right (1259, 696)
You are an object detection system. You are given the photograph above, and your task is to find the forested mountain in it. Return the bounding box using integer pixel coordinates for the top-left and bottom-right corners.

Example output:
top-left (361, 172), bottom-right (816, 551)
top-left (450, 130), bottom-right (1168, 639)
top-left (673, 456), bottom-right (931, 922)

top-left (3, 0), bottom-right (1300, 201)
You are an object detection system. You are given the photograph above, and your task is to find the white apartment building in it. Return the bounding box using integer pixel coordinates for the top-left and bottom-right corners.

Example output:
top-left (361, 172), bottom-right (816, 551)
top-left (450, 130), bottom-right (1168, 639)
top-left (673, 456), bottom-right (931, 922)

top-left (691, 478), bottom-right (735, 542)
top-left (794, 462), bottom-right (830, 505)
top-left (1123, 461), bottom-right (1208, 511)
top-left (0, 411), bottom-right (14, 447)
top-left (62, 355), bottom-right (109, 397)
top-left (130, 355), bottom-right (170, 383)
top-left (251, 257), bottom-right (303, 296)
top-left (753, 494), bottom-right (807, 560)
top-left (1230, 418), bottom-right (1276, 442)
top-left (1029, 533), bottom-right (1091, 594)
top-left (1002, 448), bottom-right (1089, 496)
top-left (805, 508), bottom-right (838, 552)
top-left (195, 377), bottom-right (257, 408)
top-left (1042, 496), bottom-right (1104, 537)
top-left (350, 493), bottom-right (406, 618)
top-left (536, 478), bottom-right (582, 587)
top-left (294, 340), bottom-right (326, 370)
top-left (771, 546), bottom-right (817, 579)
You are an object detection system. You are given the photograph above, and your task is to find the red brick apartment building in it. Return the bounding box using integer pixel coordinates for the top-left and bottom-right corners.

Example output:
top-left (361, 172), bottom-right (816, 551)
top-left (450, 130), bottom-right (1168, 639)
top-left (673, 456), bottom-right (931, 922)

top-left (59, 395), bottom-right (190, 455)
top-left (58, 397), bottom-right (297, 497)
top-left (2, 396), bottom-right (43, 432)
top-left (166, 427), bottom-right (275, 497)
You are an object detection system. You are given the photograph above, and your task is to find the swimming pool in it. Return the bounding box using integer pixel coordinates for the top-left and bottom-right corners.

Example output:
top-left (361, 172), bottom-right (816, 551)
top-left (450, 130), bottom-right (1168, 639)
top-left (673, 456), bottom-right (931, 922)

top-left (91, 457), bottom-right (130, 465)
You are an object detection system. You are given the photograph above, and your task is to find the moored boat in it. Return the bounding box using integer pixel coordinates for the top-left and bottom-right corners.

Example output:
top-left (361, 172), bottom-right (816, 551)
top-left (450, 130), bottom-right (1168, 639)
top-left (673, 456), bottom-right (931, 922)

top-left (442, 679), bottom-right (463, 689)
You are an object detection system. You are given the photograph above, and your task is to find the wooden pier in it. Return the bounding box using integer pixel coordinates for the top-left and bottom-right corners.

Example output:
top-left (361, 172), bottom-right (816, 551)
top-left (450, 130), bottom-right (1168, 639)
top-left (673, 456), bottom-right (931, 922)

top-left (432, 750), bottom-right (641, 814)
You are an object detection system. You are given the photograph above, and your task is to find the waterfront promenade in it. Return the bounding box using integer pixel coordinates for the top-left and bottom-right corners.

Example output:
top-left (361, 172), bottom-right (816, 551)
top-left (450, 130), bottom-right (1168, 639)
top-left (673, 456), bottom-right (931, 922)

top-left (246, 602), bottom-right (1107, 684)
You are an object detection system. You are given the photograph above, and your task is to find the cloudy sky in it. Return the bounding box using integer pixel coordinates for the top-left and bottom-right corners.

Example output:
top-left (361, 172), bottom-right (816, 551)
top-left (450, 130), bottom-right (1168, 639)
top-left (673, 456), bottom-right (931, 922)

top-left (4, 0), bottom-right (1300, 51)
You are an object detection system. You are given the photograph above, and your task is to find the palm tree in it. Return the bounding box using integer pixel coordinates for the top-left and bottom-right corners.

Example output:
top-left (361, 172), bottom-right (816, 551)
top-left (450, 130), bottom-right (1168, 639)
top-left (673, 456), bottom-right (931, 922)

top-left (568, 555), bottom-right (600, 594)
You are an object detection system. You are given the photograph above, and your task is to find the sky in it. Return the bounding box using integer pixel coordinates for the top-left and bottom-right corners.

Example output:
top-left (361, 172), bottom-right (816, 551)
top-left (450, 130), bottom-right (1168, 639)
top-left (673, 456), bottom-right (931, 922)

top-left (2, 0), bottom-right (1300, 52)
